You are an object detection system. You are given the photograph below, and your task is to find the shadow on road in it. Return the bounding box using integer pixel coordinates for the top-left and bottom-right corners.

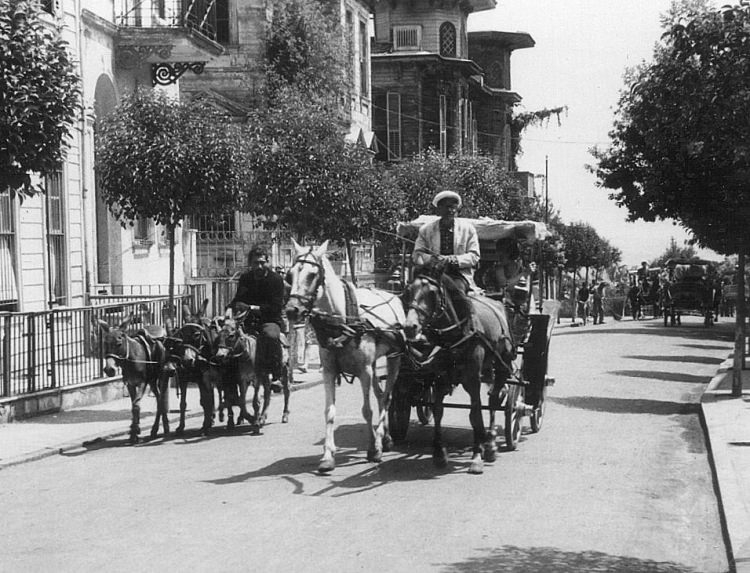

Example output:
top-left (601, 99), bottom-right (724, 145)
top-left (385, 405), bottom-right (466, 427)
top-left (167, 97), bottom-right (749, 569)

top-left (201, 421), bottom-right (517, 494)
top-left (680, 343), bottom-right (733, 351)
top-left (27, 409), bottom-right (134, 424)
top-left (608, 369), bottom-right (711, 384)
top-left (623, 354), bottom-right (724, 365)
top-left (550, 395), bottom-right (699, 416)
top-left (440, 545), bottom-right (701, 573)
top-left (554, 324), bottom-right (733, 342)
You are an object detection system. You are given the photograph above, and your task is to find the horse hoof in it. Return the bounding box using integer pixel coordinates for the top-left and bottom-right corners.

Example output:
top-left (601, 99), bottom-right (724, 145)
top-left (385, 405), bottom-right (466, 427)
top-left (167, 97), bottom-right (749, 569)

top-left (469, 459), bottom-right (484, 474)
top-left (433, 447), bottom-right (448, 468)
top-left (282, 412), bottom-right (289, 424)
top-left (318, 459), bottom-right (335, 474)
top-left (382, 434), bottom-right (394, 452)
top-left (258, 414), bottom-right (267, 427)
top-left (129, 435), bottom-right (139, 445)
top-left (176, 426), bottom-right (185, 436)
top-left (484, 445), bottom-right (497, 463)
top-left (367, 449), bottom-right (382, 463)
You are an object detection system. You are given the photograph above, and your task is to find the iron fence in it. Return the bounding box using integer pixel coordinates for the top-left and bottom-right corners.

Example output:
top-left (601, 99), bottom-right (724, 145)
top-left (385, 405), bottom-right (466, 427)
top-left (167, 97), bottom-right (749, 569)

top-left (90, 284), bottom-right (206, 313)
top-left (0, 295), bottom-right (193, 398)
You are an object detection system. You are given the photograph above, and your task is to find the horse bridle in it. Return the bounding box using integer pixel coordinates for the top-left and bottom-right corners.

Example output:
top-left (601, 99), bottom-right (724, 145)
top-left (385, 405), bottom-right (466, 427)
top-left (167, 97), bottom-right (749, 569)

top-left (168, 322), bottom-right (213, 364)
top-left (287, 251), bottom-right (326, 315)
top-left (407, 275), bottom-right (463, 335)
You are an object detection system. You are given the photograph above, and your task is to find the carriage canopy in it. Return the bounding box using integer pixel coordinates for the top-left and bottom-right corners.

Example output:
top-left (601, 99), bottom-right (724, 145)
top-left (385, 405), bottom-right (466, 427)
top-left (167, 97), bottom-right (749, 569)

top-left (396, 216), bottom-right (551, 244)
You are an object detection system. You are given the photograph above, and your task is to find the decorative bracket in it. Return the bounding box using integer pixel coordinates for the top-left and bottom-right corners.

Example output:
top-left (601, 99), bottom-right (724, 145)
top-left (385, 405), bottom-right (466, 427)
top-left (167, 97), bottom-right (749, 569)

top-left (151, 62), bottom-right (206, 86)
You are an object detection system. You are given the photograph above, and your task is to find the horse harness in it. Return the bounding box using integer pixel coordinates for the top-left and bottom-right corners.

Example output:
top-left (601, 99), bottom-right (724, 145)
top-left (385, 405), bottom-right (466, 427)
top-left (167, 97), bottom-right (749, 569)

top-left (105, 329), bottom-right (163, 368)
top-left (292, 251), bottom-right (405, 385)
top-left (408, 274), bottom-right (516, 379)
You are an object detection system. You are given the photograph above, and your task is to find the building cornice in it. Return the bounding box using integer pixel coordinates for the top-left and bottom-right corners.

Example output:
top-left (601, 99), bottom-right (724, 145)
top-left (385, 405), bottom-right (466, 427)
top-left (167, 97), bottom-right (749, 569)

top-left (82, 9), bottom-right (117, 37)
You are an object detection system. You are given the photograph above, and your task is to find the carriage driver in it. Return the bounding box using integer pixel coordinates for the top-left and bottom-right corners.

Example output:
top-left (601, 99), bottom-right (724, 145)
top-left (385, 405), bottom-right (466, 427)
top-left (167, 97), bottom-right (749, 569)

top-left (228, 246), bottom-right (286, 390)
top-left (413, 190), bottom-right (480, 338)
top-left (412, 190), bottom-right (480, 292)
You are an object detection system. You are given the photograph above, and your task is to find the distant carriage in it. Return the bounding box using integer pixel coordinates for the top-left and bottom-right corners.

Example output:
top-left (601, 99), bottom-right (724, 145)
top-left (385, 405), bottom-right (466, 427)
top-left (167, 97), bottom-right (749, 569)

top-left (661, 259), bottom-right (717, 327)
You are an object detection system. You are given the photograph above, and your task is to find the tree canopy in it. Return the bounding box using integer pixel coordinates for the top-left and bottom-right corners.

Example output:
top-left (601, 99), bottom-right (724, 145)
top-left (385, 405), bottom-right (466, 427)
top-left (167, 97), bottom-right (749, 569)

top-left (0, 0), bottom-right (79, 198)
top-left (590, 1), bottom-right (750, 255)
top-left (96, 89), bottom-right (247, 228)
top-left (559, 222), bottom-right (621, 276)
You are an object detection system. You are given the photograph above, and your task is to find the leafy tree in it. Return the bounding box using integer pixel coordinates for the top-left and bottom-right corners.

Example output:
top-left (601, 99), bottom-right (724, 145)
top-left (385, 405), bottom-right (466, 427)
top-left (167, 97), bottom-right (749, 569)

top-left (264, 0), bottom-right (346, 103)
top-left (590, 0), bottom-right (750, 393)
top-left (245, 0), bottom-right (404, 280)
top-left (559, 222), bottom-right (620, 284)
top-left (0, 0), bottom-right (79, 198)
top-left (96, 89), bottom-right (248, 313)
top-left (650, 237), bottom-right (698, 268)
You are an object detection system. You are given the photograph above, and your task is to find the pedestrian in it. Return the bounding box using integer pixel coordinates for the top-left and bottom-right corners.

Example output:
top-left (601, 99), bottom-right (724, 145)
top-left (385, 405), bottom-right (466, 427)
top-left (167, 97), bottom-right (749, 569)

top-left (577, 281), bottom-right (591, 325)
top-left (592, 281), bottom-right (606, 324)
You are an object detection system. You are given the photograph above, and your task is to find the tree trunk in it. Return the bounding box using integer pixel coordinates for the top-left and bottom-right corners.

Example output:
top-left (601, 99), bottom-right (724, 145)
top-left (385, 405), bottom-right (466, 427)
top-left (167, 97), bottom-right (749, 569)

top-left (733, 250), bottom-right (745, 397)
top-left (167, 223), bottom-right (176, 333)
top-left (345, 239), bottom-right (356, 286)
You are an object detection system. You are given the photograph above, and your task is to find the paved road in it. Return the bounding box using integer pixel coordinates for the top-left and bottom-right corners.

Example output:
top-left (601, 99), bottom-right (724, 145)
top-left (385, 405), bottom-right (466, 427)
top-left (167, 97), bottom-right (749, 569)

top-left (0, 315), bottom-right (734, 572)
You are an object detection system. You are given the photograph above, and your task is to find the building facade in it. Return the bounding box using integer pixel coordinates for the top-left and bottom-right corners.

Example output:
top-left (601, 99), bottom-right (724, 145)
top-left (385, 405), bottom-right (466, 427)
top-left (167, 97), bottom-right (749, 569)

top-left (370, 0), bottom-right (533, 169)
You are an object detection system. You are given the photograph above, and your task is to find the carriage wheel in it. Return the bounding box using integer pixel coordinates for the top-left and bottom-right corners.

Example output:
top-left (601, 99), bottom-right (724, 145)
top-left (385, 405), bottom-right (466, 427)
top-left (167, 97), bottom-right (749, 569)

top-left (388, 384), bottom-right (411, 443)
top-left (504, 383), bottom-right (524, 451)
top-left (416, 385), bottom-right (434, 425)
top-left (529, 384), bottom-right (547, 433)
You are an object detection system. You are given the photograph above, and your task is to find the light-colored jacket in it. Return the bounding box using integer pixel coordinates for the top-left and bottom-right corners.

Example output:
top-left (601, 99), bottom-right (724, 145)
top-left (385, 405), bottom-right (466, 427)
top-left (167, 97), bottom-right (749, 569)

top-left (413, 217), bottom-right (480, 288)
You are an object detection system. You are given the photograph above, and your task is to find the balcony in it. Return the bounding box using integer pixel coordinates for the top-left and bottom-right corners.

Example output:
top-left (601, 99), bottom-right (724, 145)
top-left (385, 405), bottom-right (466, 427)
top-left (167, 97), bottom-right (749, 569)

top-left (116, 0), bottom-right (224, 82)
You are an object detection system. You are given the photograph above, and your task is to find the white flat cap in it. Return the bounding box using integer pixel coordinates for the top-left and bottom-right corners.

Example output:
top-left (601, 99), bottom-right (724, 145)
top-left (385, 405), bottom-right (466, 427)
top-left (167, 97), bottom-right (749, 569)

top-left (432, 190), bottom-right (462, 208)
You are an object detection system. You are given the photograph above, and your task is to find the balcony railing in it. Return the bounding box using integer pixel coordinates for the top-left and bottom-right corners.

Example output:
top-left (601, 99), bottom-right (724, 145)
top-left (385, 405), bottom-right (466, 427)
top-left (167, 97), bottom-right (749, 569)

top-left (116, 0), bottom-right (219, 42)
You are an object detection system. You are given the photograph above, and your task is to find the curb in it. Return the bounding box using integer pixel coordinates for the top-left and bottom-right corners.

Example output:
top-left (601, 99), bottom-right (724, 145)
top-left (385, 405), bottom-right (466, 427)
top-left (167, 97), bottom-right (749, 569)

top-left (700, 354), bottom-right (750, 573)
top-left (0, 377), bottom-right (322, 471)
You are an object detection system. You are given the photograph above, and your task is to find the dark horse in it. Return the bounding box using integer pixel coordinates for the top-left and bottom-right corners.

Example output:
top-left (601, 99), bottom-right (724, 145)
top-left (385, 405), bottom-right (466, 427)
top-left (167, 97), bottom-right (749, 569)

top-left (403, 272), bottom-right (516, 474)
top-left (95, 315), bottom-right (170, 444)
top-left (211, 311), bottom-right (291, 430)
top-left (163, 300), bottom-right (220, 436)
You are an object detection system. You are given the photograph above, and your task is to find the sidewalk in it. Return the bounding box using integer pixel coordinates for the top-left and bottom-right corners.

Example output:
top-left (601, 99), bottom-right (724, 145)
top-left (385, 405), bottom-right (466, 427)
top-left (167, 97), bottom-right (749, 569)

top-left (0, 368), bottom-right (323, 470)
top-left (701, 358), bottom-right (750, 573)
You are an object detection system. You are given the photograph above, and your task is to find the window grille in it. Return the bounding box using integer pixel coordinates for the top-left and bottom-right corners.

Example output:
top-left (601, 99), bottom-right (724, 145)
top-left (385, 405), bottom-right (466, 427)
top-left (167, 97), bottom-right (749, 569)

top-left (393, 26), bottom-right (421, 51)
top-left (46, 171), bottom-right (67, 306)
top-left (387, 92), bottom-right (402, 161)
top-left (439, 22), bottom-right (456, 57)
top-left (192, 213), bottom-right (236, 233)
top-left (0, 192), bottom-right (18, 311)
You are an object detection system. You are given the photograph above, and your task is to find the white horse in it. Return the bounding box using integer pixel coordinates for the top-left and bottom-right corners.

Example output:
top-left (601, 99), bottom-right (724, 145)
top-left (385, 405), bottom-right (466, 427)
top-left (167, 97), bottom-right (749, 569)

top-left (284, 240), bottom-right (405, 473)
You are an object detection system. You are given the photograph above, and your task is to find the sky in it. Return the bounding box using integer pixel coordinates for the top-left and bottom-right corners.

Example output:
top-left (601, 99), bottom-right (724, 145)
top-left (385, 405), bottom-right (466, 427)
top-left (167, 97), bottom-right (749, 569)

top-left (468, 0), bottom-right (722, 267)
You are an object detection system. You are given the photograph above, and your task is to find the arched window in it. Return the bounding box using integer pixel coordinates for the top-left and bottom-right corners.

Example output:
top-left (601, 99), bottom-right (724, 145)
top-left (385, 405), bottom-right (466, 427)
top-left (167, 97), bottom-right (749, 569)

top-left (439, 22), bottom-right (456, 57)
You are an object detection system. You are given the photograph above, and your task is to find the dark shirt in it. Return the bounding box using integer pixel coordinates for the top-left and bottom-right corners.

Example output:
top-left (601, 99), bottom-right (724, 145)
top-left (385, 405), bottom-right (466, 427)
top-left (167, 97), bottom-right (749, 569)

top-left (230, 268), bottom-right (285, 327)
top-left (577, 287), bottom-right (590, 302)
top-left (439, 221), bottom-right (454, 255)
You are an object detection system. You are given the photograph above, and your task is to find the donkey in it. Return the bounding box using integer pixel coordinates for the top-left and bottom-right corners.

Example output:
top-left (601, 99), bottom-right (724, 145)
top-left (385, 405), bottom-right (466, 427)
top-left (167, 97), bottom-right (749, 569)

top-left (94, 315), bottom-right (170, 444)
top-left (163, 300), bottom-right (220, 436)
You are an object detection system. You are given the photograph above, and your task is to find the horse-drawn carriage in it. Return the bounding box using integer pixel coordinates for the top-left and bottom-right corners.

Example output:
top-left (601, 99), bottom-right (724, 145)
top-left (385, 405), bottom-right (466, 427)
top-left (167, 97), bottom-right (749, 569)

top-left (387, 216), bottom-right (558, 460)
top-left (662, 258), bottom-right (717, 327)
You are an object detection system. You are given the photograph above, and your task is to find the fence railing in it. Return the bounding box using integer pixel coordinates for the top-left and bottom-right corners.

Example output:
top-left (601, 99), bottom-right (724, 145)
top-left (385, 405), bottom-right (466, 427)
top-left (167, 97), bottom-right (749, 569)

top-left (0, 294), bottom-right (193, 399)
top-left (90, 284), bottom-right (207, 313)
